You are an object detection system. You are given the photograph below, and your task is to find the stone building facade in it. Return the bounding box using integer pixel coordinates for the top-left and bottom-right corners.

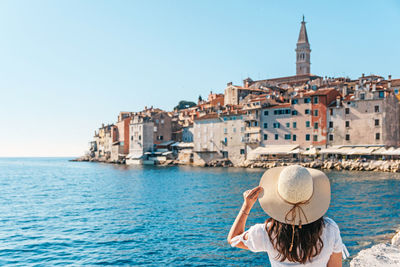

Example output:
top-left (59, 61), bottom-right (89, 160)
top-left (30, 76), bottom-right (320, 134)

top-left (192, 112), bottom-right (246, 166)
top-left (129, 116), bottom-right (154, 159)
top-left (327, 87), bottom-right (400, 147)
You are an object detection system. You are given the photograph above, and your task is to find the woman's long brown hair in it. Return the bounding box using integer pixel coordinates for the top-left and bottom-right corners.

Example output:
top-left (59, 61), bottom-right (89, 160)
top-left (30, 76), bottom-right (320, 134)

top-left (265, 217), bottom-right (325, 264)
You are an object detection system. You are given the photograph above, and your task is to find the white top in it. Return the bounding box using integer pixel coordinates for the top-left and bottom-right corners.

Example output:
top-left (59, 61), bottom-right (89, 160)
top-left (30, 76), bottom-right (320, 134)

top-left (231, 217), bottom-right (349, 267)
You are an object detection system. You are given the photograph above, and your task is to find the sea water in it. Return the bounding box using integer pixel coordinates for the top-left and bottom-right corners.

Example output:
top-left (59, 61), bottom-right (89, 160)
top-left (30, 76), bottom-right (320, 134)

top-left (0, 158), bottom-right (399, 266)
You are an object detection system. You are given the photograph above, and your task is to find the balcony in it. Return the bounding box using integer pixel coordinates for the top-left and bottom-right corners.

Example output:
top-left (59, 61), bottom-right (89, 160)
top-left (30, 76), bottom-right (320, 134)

top-left (245, 127), bottom-right (261, 134)
top-left (244, 114), bottom-right (258, 121)
top-left (242, 137), bottom-right (260, 144)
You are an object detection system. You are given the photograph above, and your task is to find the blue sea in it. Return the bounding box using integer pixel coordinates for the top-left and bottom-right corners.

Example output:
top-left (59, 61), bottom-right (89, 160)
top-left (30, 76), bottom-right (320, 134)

top-left (0, 158), bottom-right (399, 266)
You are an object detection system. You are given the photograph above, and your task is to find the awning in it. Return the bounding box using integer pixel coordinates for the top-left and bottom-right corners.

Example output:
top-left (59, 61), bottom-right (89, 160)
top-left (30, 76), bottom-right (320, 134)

top-left (372, 147), bottom-right (388, 155)
top-left (344, 147), bottom-right (379, 155)
top-left (302, 147), bottom-right (318, 156)
top-left (162, 151), bottom-right (173, 156)
top-left (288, 148), bottom-right (302, 154)
top-left (157, 140), bottom-right (176, 147)
top-left (385, 147), bottom-right (400, 156)
top-left (126, 153), bottom-right (143, 159)
top-left (319, 146), bottom-right (344, 154)
top-left (321, 146), bottom-right (382, 155)
top-left (171, 142), bottom-right (194, 148)
top-left (248, 145), bottom-right (299, 160)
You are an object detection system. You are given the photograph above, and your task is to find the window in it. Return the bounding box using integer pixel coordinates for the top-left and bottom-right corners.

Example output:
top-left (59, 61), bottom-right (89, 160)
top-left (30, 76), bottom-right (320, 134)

top-left (329, 134), bottom-right (333, 141)
top-left (314, 122), bottom-right (318, 129)
top-left (285, 109), bottom-right (291, 115)
top-left (286, 122), bottom-right (290, 128)
top-left (376, 133), bottom-right (380, 140)
top-left (224, 128), bottom-right (227, 134)
top-left (156, 119), bottom-right (159, 124)
top-left (254, 121), bottom-right (258, 127)
top-left (379, 91), bottom-right (384, 98)
top-left (360, 93), bottom-right (365, 100)
top-left (306, 121), bottom-right (310, 128)
top-left (233, 128), bottom-right (236, 133)
top-left (305, 109), bottom-right (310, 115)
top-left (313, 135), bottom-right (318, 141)
top-left (375, 119), bottom-right (379, 126)
top-left (264, 110), bottom-right (269, 116)
top-left (313, 96), bottom-right (318, 104)
top-left (224, 137), bottom-right (228, 145)
top-left (161, 119), bottom-right (164, 124)
top-left (241, 127), bottom-right (244, 132)
top-left (345, 134), bottom-right (350, 141)
top-left (157, 135), bottom-right (163, 140)
top-left (131, 136), bottom-right (133, 141)
top-left (240, 149), bottom-right (245, 155)
top-left (264, 134), bottom-right (268, 140)
top-left (314, 110), bottom-right (318, 116)
top-left (293, 135), bottom-right (297, 141)
top-left (273, 123), bottom-right (280, 128)
top-left (275, 134), bottom-right (279, 140)
top-left (285, 134), bottom-right (291, 140)
top-left (293, 122), bottom-right (297, 128)
top-left (292, 110), bottom-right (298, 115)
top-left (305, 134), bottom-right (310, 141)
top-left (292, 99), bottom-right (298, 104)
top-left (330, 109), bottom-right (333, 116)
top-left (375, 105), bottom-right (380, 112)
top-left (263, 123), bottom-right (268, 129)
top-left (345, 121), bottom-right (350, 128)
top-left (345, 108), bottom-right (349, 114)
top-left (139, 135), bottom-right (141, 141)
top-left (329, 121), bottom-right (333, 128)
top-left (304, 98), bottom-right (311, 103)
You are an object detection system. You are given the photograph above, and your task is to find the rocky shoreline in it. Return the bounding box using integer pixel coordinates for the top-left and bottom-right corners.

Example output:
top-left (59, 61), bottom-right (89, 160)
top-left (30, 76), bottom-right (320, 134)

top-left (240, 159), bottom-right (400, 172)
top-left (72, 156), bottom-right (400, 172)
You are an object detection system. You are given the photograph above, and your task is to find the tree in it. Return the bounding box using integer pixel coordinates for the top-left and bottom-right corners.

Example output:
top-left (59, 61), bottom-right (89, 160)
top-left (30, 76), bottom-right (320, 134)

top-left (174, 100), bottom-right (197, 110)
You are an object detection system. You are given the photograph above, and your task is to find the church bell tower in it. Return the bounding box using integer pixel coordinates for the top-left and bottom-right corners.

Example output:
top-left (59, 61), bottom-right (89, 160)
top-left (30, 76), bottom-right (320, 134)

top-left (296, 16), bottom-right (311, 75)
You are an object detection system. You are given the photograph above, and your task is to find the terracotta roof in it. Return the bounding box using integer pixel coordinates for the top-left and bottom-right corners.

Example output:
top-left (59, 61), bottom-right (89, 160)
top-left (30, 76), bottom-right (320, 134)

top-left (308, 88), bottom-right (338, 96)
top-left (194, 113), bottom-right (219, 121)
top-left (264, 103), bottom-right (292, 109)
top-left (343, 94), bottom-right (355, 101)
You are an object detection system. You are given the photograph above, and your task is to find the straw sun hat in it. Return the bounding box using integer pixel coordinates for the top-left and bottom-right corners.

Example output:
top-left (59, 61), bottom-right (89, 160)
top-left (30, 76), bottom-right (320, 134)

top-left (258, 165), bottom-right (331, 226)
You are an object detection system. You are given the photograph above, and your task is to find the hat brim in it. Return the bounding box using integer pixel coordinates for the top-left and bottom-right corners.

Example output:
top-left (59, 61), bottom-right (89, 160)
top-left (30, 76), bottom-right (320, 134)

top-left (258, 167), bottom-right (330, 225)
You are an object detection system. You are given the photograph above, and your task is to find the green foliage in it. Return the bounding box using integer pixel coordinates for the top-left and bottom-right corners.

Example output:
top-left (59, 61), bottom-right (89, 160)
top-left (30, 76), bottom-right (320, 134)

top-left (174, 100), bottom-right (197, 110)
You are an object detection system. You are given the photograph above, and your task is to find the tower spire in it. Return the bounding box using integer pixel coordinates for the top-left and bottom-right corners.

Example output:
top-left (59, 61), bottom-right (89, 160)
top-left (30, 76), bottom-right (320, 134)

top-left (296, 16), bottom-right (311, 75)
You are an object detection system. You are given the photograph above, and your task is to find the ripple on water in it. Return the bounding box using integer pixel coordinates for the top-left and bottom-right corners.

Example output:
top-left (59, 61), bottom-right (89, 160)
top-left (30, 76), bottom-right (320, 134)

top-left (0, 159), bottom-right (399, 266)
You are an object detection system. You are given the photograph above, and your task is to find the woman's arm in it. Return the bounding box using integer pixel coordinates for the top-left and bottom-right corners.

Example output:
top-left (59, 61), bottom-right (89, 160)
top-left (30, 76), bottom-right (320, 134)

top-left (227, 186), bottom-right (262, 250)
top-left (327, 252), bottom-right (342, 267)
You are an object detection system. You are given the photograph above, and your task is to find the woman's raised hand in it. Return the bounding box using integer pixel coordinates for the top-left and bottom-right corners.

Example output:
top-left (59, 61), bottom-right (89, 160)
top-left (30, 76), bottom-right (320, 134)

top-left (243, 186), bottom-right (263, 208)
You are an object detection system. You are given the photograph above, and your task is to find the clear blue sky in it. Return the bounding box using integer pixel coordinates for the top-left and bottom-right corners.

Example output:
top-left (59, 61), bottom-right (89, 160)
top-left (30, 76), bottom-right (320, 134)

top-left (0, 0), bottom-right (399, 157)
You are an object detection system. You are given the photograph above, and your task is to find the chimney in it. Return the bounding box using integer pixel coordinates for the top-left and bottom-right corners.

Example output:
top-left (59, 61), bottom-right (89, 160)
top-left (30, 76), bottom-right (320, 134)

top-left (227, 82), bottom-right (233, 86)
top-left (355, 84), bottom-right (359, 91)
top-left (362, 73), bottom-right (365, 78)
top-left (101, 123), bottom-right (105, 128)
top-left (372, 83), bottom-right (376, 91)
top-left (389, 74), bottom-right (392, 81)
top-left (342, 85), bottom-right (348, 96)
top-left (336, 96), bottom-right (341, 108)
top-left (366, 84), bottom-right (370, 91)
top-left (388, 75), bottom-right (392, 89)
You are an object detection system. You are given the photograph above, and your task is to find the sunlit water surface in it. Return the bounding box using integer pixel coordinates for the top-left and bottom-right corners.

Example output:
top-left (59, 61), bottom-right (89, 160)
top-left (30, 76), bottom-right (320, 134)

top-left (0, 158), bottom-right (399, 266)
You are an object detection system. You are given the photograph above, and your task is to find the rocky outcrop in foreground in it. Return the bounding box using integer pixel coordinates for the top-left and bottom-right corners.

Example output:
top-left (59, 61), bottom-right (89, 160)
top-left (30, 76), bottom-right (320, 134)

top-left (350, 230), bottom-right (400, 266)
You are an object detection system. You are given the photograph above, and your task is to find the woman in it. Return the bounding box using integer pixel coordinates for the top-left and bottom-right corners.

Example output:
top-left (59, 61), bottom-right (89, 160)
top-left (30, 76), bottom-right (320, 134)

top-left (227, 165), bottom-right (348, 266)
